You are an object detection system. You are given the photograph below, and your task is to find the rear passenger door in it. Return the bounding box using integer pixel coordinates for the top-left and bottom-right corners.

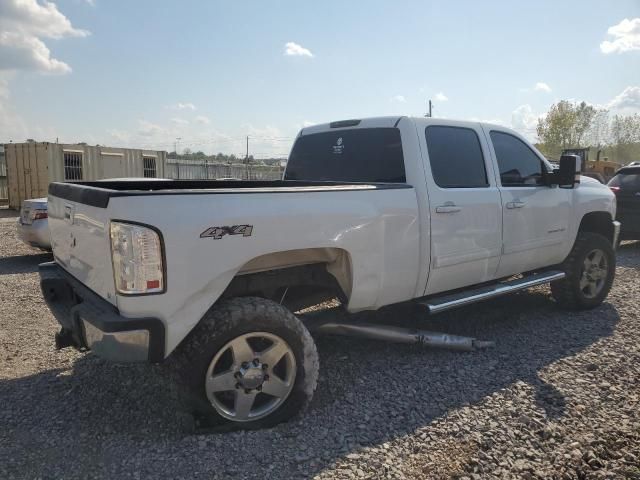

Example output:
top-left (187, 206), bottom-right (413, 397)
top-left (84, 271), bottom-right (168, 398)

top-left (421, 122), bottom-right (502, 295)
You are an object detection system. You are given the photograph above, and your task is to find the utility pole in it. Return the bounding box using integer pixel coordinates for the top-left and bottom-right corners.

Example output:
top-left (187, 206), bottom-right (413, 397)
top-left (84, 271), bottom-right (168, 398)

top-left (245, 135), bottom-right (249, 180)
top-left (425, 100), bottom-right (433, 118)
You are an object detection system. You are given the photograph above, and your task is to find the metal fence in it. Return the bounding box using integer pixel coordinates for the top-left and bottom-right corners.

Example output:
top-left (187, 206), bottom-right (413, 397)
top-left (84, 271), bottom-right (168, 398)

top-left (0, 146), bottom-right (7, 203)
top-left (164, 159), bottom-right (284, 181)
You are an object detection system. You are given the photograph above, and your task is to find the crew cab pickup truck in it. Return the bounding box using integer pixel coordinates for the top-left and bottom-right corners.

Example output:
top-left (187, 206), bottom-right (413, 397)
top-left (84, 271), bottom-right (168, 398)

top-left (40, 117), bottom-right (619, 429)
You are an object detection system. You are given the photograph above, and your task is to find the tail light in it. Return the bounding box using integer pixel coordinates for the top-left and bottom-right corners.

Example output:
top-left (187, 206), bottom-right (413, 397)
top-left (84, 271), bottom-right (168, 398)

top-left (609, 186), bottom-right (620, 194)
top-left (31, 209), bottom-right (48, 221)
top-left (110, 221), bottom-right (165, 295)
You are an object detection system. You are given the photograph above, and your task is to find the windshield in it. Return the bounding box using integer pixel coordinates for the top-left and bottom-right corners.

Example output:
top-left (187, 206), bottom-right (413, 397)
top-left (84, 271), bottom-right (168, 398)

top-left (284, 128), bottom-right (406, 183)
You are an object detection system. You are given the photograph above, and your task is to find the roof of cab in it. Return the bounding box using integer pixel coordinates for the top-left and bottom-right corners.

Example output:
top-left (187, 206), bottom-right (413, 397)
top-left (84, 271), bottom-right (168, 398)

top-left (300, 116), bottom-right (510, 136)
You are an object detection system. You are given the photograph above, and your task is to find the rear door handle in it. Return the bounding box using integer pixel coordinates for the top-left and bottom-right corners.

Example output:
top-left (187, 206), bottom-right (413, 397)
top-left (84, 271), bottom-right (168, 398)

top-left (506, 201), bottom-right (525, 209)
top-left (435, 204), bottom-right (462, 214)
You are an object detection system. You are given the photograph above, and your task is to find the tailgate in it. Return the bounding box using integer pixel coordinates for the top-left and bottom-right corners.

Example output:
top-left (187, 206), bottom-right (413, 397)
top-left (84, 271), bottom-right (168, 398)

top-left (48, 193), bottom-right (117, 305)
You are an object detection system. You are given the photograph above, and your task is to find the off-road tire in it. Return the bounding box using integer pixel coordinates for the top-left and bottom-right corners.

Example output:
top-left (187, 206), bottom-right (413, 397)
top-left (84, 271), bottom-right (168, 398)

top-left (551, 232), bottom-right (616, 310)
top-left (171, 297), bottom-right (319, 431)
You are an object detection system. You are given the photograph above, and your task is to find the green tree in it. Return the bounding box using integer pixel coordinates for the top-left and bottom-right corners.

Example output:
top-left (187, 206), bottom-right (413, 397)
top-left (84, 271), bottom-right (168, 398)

top-left (609, 114), bottom-right (640, 164)
top-left (585, 109), bottom-right (610, 148)
top-left (536, 101), bottom-right (599, 153)
top-left (610, 114), bottom-right (640, 145)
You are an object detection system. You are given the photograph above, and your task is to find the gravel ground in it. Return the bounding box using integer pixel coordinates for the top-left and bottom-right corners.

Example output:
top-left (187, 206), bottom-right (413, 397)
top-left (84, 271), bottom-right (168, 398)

top-left (1, 216), bottom-right (639, 479)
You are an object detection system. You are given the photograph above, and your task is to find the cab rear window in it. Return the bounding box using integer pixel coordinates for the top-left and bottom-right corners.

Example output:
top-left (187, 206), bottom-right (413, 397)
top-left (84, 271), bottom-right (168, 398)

top-left (284, 128), bottom-right (406, 183)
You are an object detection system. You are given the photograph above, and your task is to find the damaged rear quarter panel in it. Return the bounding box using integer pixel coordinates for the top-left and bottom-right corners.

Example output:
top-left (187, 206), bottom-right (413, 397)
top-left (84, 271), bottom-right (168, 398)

top-left (109, 187), bottom-right (420, 356)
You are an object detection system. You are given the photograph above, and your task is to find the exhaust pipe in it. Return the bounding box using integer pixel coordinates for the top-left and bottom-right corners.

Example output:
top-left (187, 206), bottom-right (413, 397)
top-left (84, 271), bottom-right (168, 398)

top-left (309, 320), bottom-right (494, 351)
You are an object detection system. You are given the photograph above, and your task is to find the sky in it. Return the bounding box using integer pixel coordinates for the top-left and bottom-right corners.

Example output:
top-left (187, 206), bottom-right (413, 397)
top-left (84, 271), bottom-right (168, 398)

top-left (0, 0), bottom-right (639, 158)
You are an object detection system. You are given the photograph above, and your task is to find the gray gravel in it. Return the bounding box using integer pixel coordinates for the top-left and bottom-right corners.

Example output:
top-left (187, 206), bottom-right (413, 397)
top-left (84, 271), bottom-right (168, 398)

top-left (1, 215), bottom-right (639, 479)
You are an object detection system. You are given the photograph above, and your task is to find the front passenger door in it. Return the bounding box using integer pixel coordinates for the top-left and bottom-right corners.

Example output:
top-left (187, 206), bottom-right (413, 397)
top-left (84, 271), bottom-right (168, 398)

top-left (487, 129), bottom-right (572, 277)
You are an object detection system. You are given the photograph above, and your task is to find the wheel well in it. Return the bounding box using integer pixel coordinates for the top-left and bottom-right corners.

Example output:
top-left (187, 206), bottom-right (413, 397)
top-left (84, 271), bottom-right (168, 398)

top-left (578, 212), bottom-right (614, 243)
top-left (220, 248), bottom-right (352, 311)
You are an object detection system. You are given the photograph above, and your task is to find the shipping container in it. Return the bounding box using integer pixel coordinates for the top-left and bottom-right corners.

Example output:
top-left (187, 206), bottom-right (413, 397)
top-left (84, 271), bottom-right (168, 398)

top-left (3, 142), bottom-right (167, 209)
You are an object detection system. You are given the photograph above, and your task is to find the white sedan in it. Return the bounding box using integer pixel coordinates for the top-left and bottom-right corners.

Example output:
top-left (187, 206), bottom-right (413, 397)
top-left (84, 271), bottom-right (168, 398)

top-left (17, 197), bottom-right (51, 250)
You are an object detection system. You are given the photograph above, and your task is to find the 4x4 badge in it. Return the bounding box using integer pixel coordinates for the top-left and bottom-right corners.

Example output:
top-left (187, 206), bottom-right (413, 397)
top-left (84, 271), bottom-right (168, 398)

top-left (200, 225), bottom-right (253, 240)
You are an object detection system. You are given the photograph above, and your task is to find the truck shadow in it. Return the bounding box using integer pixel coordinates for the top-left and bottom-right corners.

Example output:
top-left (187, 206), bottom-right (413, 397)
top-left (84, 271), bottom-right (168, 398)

top-left (0, 289), bottom-right (620, 479)
top-left (0, 252), bottom-right (52, 275)
top-left (0, 207), bottom-right (19, 219)
top-left (616, 240), bottom-right (640, 269)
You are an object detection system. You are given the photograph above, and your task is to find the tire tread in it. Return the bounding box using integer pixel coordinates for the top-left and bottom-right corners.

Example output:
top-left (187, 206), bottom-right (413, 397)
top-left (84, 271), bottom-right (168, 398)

top-left (550, 232), bottom-right (615, 310)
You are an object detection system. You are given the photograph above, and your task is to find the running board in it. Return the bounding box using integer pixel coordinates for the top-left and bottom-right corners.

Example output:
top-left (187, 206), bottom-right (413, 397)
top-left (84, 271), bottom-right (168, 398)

top-left (419, 270), bottom-right (566, 314)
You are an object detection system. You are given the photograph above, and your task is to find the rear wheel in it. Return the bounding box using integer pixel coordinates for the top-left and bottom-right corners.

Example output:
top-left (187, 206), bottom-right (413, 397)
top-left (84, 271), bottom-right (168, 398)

top-left (173, 297), bottom-right (319, 430)
top-left (551, 232), bottom-right (616, 310)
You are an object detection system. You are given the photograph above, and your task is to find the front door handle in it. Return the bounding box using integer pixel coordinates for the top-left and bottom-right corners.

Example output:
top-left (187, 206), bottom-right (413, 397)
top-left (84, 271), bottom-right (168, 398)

top-left (435, 203), bottom-right (462, 214)
top-left (506, 201), bottom-right (525, 209)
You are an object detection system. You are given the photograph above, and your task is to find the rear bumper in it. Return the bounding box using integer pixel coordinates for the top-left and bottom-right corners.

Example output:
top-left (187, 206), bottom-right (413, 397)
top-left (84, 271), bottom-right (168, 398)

top-left (613, 220), bottom-right (622, 246)
top-left (17, 218), bottom-right (51, 249)
top-left (616, 214), bottom-right (640, 239)
top-left (39, 262), bottom-right (165, 363)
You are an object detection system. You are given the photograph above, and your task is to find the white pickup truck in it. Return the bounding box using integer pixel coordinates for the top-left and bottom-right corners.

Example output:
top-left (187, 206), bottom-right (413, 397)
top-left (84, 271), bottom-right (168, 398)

top-left (40, 116), bottom-right (619, 429)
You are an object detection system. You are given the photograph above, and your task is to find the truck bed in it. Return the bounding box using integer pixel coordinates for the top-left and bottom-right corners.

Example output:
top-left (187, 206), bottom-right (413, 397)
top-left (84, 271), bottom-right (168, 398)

top-left (50, 180), bottom-right (411, 208)
top-left (47, 178), bottom-right (421, 356)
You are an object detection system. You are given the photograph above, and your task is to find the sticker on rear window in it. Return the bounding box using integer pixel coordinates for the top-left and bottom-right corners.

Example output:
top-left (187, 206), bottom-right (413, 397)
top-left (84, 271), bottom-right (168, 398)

top-left (332, 137), bottom-right (344, 155)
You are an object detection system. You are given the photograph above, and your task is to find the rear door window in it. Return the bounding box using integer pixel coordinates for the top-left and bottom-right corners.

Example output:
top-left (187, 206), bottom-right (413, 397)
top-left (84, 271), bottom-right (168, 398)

top-left (284, 128), bottom-right (406, 183)
top-left (425, 126), bottom-right (488, 188)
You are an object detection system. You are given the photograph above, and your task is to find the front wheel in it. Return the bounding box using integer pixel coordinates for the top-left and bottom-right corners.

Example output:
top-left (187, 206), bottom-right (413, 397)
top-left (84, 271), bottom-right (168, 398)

top-left (551, 232), bottom-right (616, 310)
top-left (173, 297), bottom-right (319, 430)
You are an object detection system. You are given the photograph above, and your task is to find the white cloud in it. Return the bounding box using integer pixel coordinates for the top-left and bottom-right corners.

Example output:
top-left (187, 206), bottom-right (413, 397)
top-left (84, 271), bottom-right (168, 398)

top-left (606, 86), bottom-right (640, 114)
top-left (301, 120), bottom-right (315, 128)
top-left (195, 115), bottom-right (211, 125)
top-left (600, 18), bottom-right (640, 54)
top-left (0, 74), bottom-right (9, 99)
top-left (534, 82), bottom-right (552, 93)
top-left (0, 74), bottom-right (27, 142)
top-left (434, 92), bottom-right (448, 102)
top-left (0, 0), bottom-right (88, 75)
top-left (0, 1), bottom-right (87, 140)
top-left (137, 120), bottom-right (166, 137)
top-left (107, 129), bottom-right (130, 144)
top-left (511, 104), bottom-right (542, 140)
top-left (0, 0), bottom-right (89, 40)
top-left (0, 32), bottom-right (71, 74)
top-left (244, 124), bottom-right (293, 157)
top-left (391, 95), bottom-right (406, 103)
top-left (170, 117), bottom-right (189, 126)
top-left (284, 41), bottom-right (313, 57)
top-left (168, 102), bottom-right (196, 111)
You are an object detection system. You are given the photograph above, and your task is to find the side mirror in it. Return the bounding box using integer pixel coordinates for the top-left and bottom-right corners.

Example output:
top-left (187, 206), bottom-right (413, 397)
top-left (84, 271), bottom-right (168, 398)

top-left (556, 154), bottom-right (581, 189)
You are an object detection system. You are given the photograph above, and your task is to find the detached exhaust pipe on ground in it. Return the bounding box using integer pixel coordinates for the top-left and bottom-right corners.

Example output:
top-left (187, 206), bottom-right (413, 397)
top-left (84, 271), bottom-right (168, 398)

top-left (307, 320), bottom-right (495, 351)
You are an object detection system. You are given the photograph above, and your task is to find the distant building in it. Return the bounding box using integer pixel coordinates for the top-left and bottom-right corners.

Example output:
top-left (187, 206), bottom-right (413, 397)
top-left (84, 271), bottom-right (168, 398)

top-left (3, 142), bottom-right (167, 209)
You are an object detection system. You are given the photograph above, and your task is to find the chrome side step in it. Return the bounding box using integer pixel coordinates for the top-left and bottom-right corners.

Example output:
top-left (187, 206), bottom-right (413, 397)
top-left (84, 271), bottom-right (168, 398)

top-left (419, 270), bottom-right (566, 314)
